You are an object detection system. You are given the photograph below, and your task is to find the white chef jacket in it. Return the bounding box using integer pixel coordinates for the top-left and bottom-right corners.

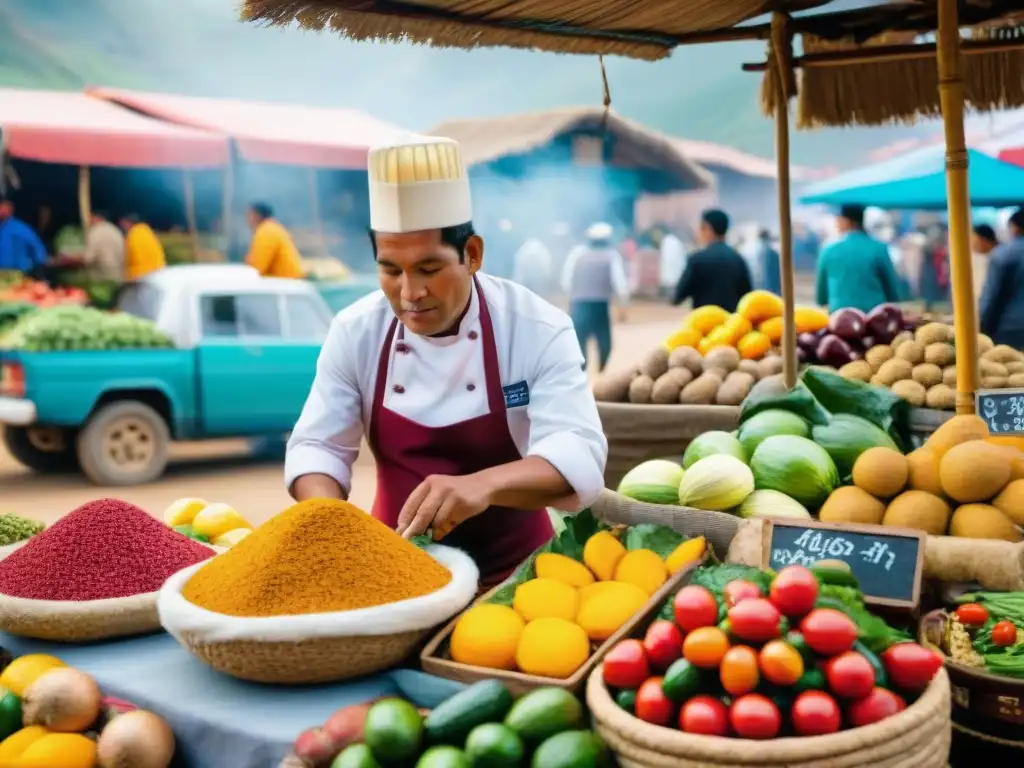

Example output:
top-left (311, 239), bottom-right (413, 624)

top-left (285, 272), bottom-right (608, 510)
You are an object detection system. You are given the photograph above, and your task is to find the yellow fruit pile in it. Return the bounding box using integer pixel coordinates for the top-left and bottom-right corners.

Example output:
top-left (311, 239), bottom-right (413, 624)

top-left (819, 415), bottom-right (1024, 541)
top-left (162, 498), bottom-right (254, 548)
top-left (448, 533), bottom-right (706, 678)
top-left (664, 291), bottom-right (828, 361)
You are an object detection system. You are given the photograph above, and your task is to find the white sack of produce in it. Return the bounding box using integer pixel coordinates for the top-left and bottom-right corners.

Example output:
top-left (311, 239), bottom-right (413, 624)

top-left (617, 459), bottom-right (685, 505)
top-left (158, 545), bottom-right (478, 643)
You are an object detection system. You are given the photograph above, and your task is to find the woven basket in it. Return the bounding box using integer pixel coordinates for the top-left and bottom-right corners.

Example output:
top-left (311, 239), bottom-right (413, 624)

top-left (599, 404), bottom-right (741, 489)
top-left (0, 540), bottom-right (214, 642)
top-left (159, 546), bottom-right (478, 684)
top-left (587, 665), bottom-right (951, 767)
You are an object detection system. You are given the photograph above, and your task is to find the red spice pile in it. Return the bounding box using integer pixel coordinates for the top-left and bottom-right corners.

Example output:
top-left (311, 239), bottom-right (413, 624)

top-left (0, 498), bottom-right (213, 601)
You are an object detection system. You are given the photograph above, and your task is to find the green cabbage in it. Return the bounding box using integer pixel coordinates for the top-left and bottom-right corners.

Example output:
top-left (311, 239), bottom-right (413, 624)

top-left (737, 409), bottom-right (810, 459)
top-left (738, 490), bottom-right (811, 520)
top-left (618, 459), bottom-right (685, 504)
top-left (810, 414), bottom-right (899, 479)
top-left (749, 434), bottom-right (839, 509)
top-left (682, 431), bottom-right (747, 469)
top-left (677, 454), bottom-right (754, 511)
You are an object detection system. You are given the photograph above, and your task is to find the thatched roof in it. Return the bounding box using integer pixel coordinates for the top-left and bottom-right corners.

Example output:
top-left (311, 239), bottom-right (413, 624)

top-left (428, 107), bottom-right (714, 191)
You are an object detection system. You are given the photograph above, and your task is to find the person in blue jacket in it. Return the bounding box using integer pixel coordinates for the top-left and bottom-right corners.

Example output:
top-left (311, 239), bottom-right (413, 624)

top-left (980, 208), bottom-right (1024, 349)
top-left (815, 204), bottom-right (903, 312)
top-left (0, 200), bottom-right (47, 276)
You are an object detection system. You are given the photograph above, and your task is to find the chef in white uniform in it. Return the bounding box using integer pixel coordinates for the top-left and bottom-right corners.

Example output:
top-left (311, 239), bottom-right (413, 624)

top-left (285, 135), bottom-right (609, 586)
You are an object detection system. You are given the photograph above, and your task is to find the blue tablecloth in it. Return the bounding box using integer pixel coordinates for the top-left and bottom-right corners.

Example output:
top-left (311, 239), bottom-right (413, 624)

top-left (0, 633), bottom-right (466, 768)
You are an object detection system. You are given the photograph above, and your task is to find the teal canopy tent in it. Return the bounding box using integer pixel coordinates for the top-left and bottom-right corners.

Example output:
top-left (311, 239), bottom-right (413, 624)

top-left (799, 147), bottom-right (1024, 210)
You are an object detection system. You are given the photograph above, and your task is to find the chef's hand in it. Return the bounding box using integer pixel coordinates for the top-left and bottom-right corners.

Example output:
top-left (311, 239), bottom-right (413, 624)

top-left (397, 474), bottom-right (492, 540)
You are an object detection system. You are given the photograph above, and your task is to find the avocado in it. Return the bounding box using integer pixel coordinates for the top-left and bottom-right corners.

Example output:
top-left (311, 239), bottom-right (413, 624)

top-left (425, 679), bottom-right (513, 745)
top-left (416, 746), bottom-right (470, 768)
top-left (363, 698), bottom-right (424, 764)
top-left (332, 744), bottom-right (383, 768)
top-left (531, 731), bottom-right (610, 768)
top-left (464, 723), bottom-right (524, 768)
top-left (504, 688), bottom-right (584, 745)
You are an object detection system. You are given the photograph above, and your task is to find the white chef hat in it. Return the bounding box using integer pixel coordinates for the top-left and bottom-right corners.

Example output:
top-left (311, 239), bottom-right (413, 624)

top-left (368, 134), bottom-right (473, 234)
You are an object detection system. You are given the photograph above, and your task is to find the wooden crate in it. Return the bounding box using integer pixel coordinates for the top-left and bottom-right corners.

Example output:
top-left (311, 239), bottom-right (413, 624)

top-left (420, 556), bottom-right (704, 697)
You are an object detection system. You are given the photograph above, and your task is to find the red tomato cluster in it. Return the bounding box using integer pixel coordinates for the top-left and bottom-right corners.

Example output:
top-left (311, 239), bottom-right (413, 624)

top-left (601, 566), bottom-right (943, 740)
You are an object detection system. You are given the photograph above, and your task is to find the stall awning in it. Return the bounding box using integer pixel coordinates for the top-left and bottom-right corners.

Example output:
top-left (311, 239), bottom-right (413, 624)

top-left (799, 147), bottom-right (1024, 210)
top-left (0, 88), bottom-right (228, 169)
top-left (88, 87), bottom-right (413, 170)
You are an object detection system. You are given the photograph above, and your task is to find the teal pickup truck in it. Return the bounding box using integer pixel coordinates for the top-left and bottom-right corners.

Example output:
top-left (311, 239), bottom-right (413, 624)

top-left (0, 265), bottom-right (352, 486)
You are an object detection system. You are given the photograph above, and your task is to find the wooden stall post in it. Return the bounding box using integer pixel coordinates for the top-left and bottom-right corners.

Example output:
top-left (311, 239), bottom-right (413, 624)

top-left (77, 166), bottom-right (91, 231)
top-left (936, 0), bottom-right (979, 414)
top-left (182, 170), bottom-right (200, 262)
top-left (771, 13), bottom-right (798, 390)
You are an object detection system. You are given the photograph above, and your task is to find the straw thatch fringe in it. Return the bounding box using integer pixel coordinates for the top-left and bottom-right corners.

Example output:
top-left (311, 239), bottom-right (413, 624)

top-left (791, 25), bottom-right (1024, 128)
top-left (759, 13), bottom-right (798, 119)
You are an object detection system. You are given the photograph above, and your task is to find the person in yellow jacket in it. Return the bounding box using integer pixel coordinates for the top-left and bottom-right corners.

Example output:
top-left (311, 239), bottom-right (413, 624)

top-left (244, 202), bottom-right (305, 279)
top-left (119, 214), bottom-right (166, 281)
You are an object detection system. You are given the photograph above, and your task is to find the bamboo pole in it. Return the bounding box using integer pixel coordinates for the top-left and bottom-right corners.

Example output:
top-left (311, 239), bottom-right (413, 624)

top-left (77, 166), bottom-right (91, 230)
top-left (937, 0), bottom-right (978, 414)
top-left (182, 170), bottom-right (200, 262)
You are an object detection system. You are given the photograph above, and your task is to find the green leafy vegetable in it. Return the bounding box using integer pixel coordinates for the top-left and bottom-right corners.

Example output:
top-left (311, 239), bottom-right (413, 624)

top-left (801, 367), bottom-right (911, 451)
top-left (810, 413), bottom-right (900, 480)
top-left (409, 534), bottom-right (434, 550)
top-left (957, 591), bottom-right (1024, 624)
top-left (741, 378), bottom-right (831, 426)
top-left (623, 524), bottom-right (685, 559)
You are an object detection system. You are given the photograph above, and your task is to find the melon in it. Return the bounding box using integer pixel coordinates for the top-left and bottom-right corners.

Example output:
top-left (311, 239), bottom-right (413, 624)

top-left (852, 447), bottom-right (908, 499)
top-left (819, 486), bottom-right (885, 526)
top-left (926, 414), bottom-right (988, 460)
top-left (939, 441), bottom-right (1011, 503)
top-left (882, 491), bottom-right (950, 536)
top-left (992, 479), bottom-right (1024, 527)
top-left (948, 504), bottom-right (1022, 542)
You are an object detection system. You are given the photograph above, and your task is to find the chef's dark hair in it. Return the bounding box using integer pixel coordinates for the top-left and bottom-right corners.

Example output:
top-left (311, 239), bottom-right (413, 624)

top-left (369, 222), bottom-right (476, 263)
top-left (839, 204), bottom-right (866, 229)
top-left (249, 202), bottom-right (274, 221)
top-left (701, 209), bottom-right (729, 238)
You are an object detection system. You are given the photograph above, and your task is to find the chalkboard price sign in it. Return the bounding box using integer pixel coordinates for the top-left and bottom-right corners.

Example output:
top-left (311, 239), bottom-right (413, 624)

top-left (977, 389), bottom-right (1024, 435)
top-left (761, 519), bottom-right (925, 609)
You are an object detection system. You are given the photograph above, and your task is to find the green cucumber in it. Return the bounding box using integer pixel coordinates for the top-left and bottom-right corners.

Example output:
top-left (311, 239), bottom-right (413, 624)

top-left (662, 659), bottom-right (703, 703)
top-left (425, 679), bottom-right (513, 745)
top-left (811, 561), bottom-right (859, 588)
top-left (504, 687), bottom-right (584, 745)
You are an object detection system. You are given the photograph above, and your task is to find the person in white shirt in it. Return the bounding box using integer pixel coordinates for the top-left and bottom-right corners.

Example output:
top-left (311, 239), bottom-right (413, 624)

top-left (658, 229), bottom-right (686, 299)
top-left (285, 135), bottom-right (608, 587)
top-left (511, 237), bottom-right (553, 297)
top-left (561, 222), bottom-right (631, 372)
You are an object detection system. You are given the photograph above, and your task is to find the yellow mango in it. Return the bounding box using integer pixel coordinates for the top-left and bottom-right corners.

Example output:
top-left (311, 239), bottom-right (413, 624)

top-left (450, 604), bottom-right (525, 670)
top-left (212, 528), bottom-right (252, 548)
top-left (534, 553), bottom-right (594, 588)
top-left (513, 579), bottom-right (579, 622)
top-left (613, 549), bottom-right (668, 596)
top-left (582, 531), bottom-right (627, 581)
top-left (0, 656), bottom-right (64, 697)
top-left (16, 733), bottom-right (96, 768)
top-left (191, 503), bottom-right (253, 541)
top-left (161, 497), bottom-right (207, 527)
top-left (515, 618), bottom-right (591, 678)
top-left (0, 727), bottom-right (49, 762)
top-left (666, 536), bottom-right (707, 574)
top-left (576, 581), bottom-right (649, 640)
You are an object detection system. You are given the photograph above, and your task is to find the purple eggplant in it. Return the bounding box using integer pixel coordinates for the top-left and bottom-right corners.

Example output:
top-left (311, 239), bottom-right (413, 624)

top-left (816, 334), bottom-right (857, 368)
top-left (797, 332), bottom-right (820, 353)
top-left (797, 347), bottom-right (808, 364)
top-left (828, 308), bottom-right (867, 342)
top-left (865, 304), bottom-right (904, 344)
top-left (862, 336), bottom-right (876, 350)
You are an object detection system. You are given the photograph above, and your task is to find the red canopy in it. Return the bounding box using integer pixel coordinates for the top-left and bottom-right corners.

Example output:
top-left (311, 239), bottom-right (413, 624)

top-left (0, 88), bottom-right (228, 169)
top-left (89, 88), bottom-right (412, 170)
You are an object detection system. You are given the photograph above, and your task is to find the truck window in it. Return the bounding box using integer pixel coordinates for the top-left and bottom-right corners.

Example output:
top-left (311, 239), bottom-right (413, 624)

top-left (117, 284), bottom-right (163, 321)
top-left (200, 294), bottom-right (282, 337)
top-left (283, 295), bottom-right (330, 340)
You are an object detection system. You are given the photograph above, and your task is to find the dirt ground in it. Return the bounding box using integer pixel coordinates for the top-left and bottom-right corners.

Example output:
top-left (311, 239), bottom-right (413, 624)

top-left (1, 284), bottom-right (816, 526)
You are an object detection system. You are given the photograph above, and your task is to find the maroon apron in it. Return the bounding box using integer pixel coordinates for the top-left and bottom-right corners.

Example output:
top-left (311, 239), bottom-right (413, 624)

top-left (368, 277), bottom-right (555, 586)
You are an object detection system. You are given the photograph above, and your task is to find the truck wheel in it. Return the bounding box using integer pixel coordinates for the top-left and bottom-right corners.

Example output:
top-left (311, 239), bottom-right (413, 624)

top-left (2, 426), bottom-right (80, 473)
top-left (77, 401), bottom-right (170, 486)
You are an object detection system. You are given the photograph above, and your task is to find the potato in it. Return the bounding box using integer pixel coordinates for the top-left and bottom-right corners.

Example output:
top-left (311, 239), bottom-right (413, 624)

top-left (668, 346), bottom-right (703, 376)
top-left (703, 347), bottom-right (740, 373)
top-left (894, 340), bottom-right (925, 365)
top-left (942, 365), bottom-right (957, 387)
top-left (737, 359), bottom-right (761, 380)
top-left (865, 344), bottom-right (894, 372)
top-left (838, 360), bottom-right (873, 382)
top-left (628, 374), bottom-right (655, 404)
top-left (1006, 361), bottom-right (1024, 375)
top-left (705, 367), bottom-right (729, 381)
top-left (680, 373), bottom-right (721, 405)
top-left (1009, 373), bottom-right (1024, 388)
top-left (916, 323), bottom-right (951, 346)
top-left (924, 343), bottom-right (955, 367)
top-left (981, 359), bottom-right (1009, 378)
top-left (982, 376), bottom-right (1010, 389)
top-left (912, 363), bottom-right (943, 388)
top-left (925, 384), bottom-right (956, 410)
top-left (891, 330), bottom-right (913, 348)
top-left (891, 379), bottom-right (927, 407)
top-left (715, 371), bottom-right (755, 406)
top-left (876, 358), bottom-right (914, 386)
top-left (640, 347), bottom-right (670, 380)
top-left (592, 369), bottom-right (636, 402)
top-left (651, 368), bottom-right (693, 404)
top-left (984, 345), bottom-right (1024, 364)
top-left (757, 355), bottom-right (784, 378)
top-left (977, 333), bottom-right (995, 354)
top-left (870, 375), bottom-right (885, 387)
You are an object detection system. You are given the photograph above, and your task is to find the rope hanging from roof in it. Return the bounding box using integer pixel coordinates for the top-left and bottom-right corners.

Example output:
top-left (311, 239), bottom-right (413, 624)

top-left (598, 55), bottom-right (613, 133)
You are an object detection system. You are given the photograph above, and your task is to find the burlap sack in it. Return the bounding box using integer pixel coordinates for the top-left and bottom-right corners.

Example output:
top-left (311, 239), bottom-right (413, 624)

top-left (599, 404), bottom-right (740, 489)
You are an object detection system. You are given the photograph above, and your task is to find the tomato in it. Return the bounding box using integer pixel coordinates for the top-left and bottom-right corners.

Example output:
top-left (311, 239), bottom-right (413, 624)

top-left (644, 620), bottom-right (684, 672)
top-left (673, 585), bottom-right (720, 632)
top-left (992, 620), bottom-right (1018, 647)
top-left (759, 640), bottom-right (805, 686)
top-left (799, 609), bottom-right (858, 656)
top-left (724, 580), bottom-right (763, 608)
top-left (881, 643), bottom-right (944, 693)
top-left (955, 603), bottom-right (989, 627)
top-left (728, 598), bottom-right (782, 643)
top-left (824, 651), bottom-right (875, 699)
top-left (683, 627), bottom-right (731, 668)
top-left (791, 690), bottom-right (841, 736)
top-left (769, 566), bottom-right (819, 618)
top-left (847, 687), bottom-right (906, 728)
top-left (603, 639), bottom-right (650, 689)
top-left (729, 694), bottom-right (781, 740)
top-left (635, 676), bottom-right (675, 726)
top-left (679, 695), bottom-right (729, 736)
top-left (720, 645), bottom-right (760, 696)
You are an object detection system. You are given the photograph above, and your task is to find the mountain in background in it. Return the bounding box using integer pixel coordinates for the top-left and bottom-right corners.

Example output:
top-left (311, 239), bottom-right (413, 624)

top-left (0, 0), bottom-right (948, 168)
